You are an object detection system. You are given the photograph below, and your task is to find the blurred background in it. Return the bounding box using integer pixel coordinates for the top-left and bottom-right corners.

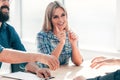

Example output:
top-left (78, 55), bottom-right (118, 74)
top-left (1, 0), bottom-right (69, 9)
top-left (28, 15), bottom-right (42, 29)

top-left (0, 0), bottom-right (120, 74)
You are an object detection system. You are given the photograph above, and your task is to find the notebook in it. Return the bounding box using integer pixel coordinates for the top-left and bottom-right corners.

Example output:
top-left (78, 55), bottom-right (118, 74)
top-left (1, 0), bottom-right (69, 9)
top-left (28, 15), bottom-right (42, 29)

top-left (1, 71), bottom-right (43, 80)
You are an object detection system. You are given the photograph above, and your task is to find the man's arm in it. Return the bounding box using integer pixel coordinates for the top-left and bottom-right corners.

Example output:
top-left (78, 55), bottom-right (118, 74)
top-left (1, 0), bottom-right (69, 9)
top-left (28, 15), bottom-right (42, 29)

top-left (0, 48), bottom-right (59, 70)
top-left (115, 59), bottom-right (120, 65)
top-left (90, 56), bottom-right (120, 69)
top-left (0, 48), bottom-right (42, 63)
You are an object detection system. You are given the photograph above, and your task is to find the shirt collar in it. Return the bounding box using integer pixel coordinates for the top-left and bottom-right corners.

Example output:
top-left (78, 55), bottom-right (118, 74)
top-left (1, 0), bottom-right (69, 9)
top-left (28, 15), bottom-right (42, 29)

top-left (0, 22), bottom-right (7, 31)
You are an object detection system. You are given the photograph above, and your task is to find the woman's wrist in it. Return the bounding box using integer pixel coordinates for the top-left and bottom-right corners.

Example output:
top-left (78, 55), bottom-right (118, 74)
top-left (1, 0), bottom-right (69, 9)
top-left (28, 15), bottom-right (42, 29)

top-left (59, 41), bottom-right (65, 46)
top-left (71, 43), bottom-right (77, 49)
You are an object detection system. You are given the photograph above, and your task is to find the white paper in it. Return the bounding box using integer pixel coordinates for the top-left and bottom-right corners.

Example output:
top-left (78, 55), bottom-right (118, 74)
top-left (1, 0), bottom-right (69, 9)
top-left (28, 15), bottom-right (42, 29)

top-left (2, 71), bottom-right (45, 80)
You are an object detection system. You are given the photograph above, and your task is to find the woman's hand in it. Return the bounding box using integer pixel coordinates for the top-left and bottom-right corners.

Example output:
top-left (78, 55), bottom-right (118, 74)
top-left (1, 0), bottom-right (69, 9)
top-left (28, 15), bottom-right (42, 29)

top-left (56, 27), bottom-right (66, 44)
top-left (68, 30), bottom-right (78, 46)
top-left (56, 30), bottom-right (66, 44)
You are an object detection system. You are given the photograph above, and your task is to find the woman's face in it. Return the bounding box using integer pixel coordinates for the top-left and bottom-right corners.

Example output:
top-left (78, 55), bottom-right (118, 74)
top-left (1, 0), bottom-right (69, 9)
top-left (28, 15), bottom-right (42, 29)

top-left (51, 7), bottom-right (67, 31)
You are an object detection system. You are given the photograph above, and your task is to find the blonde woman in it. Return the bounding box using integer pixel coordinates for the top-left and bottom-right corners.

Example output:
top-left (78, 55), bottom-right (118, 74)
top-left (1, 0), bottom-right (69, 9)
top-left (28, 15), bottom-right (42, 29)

top-left (37, 1), bottom-right (83, 67)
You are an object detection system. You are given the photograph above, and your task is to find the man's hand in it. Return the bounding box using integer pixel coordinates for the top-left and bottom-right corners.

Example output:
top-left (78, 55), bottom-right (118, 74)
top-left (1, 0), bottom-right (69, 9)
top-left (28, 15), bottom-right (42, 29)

top-left (36, 68), bottom-right (51, 79)
top-left (73, 76), bottom-right (86, 80)
top-left (37, 54), bottom-right (59, 70)
top-left (90, 56), bottom-right (116, 69)
top-left (91, 56), bottom-right (107, 63)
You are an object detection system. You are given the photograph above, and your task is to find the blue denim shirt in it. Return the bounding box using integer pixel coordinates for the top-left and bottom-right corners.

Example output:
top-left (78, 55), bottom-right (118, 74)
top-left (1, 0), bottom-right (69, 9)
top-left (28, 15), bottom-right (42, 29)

top-left (0, 22), bottom-right (27, 72)
top-left (37, 31), bottom-right (72, 68)
top-left (0, 45), bottom-right (4, 67)
top-left (0, 45), bottom-right (3, 53)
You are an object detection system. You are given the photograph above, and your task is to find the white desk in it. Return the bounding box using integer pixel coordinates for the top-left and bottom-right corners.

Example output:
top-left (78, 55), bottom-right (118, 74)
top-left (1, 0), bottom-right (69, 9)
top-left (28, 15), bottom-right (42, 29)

top-left (51, 60), bottom-right (120, 80)
top-left (0, 60), bottom-right (119, 80)
top-left (51, 64), bottom-right (83, 80)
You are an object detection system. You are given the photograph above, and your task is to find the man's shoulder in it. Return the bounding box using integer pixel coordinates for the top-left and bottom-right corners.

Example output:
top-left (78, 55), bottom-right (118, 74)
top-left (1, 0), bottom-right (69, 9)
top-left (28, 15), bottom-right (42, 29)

top-left (4, 23), bottom-right (15, 30)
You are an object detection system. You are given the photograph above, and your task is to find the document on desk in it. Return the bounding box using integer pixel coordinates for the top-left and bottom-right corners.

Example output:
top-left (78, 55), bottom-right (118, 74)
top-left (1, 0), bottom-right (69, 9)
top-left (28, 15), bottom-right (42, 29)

top-left (1, 71), bottom-right (43, 80)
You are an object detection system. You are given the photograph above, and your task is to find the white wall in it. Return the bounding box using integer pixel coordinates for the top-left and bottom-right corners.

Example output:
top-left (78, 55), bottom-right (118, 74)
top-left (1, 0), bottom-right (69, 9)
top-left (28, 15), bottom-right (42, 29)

top-left (8, 0), bottom-right (120, 53)
top-left (21, 0), bottom-right (63, 42)
top-left (116, 0), bottom-right (120, 51)
top-left (65, 0), bottom-right (118, 53)
top-left (8, 0), bottom-right (22, 36)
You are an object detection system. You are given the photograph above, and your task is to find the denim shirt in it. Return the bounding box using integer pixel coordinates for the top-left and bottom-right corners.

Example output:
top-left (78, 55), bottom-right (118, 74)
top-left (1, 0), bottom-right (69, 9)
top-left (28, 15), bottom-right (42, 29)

top-left (0, 22), bottom-right (26, 72)
top-left (37, 31), bottom-right (72, 67)
top-left (0, 45), bottom-right (4, 67)
top-left (0, 45), bottom-right (3, 53)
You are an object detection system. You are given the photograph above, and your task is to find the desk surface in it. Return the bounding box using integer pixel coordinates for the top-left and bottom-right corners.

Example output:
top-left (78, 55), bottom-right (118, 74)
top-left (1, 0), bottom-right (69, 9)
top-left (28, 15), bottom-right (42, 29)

top-left (51, 64), bottom-right (83, 80)
top-left (51, 61), bottom-right (120, 80)
top-left (0, 60), bottom-right (119, 80)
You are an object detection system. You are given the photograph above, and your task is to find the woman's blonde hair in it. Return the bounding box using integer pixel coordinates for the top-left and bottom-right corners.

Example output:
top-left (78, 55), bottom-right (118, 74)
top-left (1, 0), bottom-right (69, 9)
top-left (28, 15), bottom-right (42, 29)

top-left (42, 1), bottom-right (68, 32)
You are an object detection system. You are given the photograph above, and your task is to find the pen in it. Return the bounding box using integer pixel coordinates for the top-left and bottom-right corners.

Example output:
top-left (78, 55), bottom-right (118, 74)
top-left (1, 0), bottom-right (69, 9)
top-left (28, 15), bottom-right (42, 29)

top-left (43, 76), bottom-right (55, 80)
top-left (49, 76), bottom-right (55, 79)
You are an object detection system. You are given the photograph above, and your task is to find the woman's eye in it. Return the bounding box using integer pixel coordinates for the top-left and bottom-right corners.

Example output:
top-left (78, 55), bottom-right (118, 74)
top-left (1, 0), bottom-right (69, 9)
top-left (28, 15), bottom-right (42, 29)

top-left (53, 15), bottom-right (58, 19)
top-left (61, 13), bottom-right (65, 17)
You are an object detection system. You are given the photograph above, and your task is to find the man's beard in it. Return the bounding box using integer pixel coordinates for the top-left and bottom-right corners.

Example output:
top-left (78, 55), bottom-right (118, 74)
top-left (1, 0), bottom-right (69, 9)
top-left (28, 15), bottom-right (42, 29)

top-left (0, 5), bottom-right (9, 22)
